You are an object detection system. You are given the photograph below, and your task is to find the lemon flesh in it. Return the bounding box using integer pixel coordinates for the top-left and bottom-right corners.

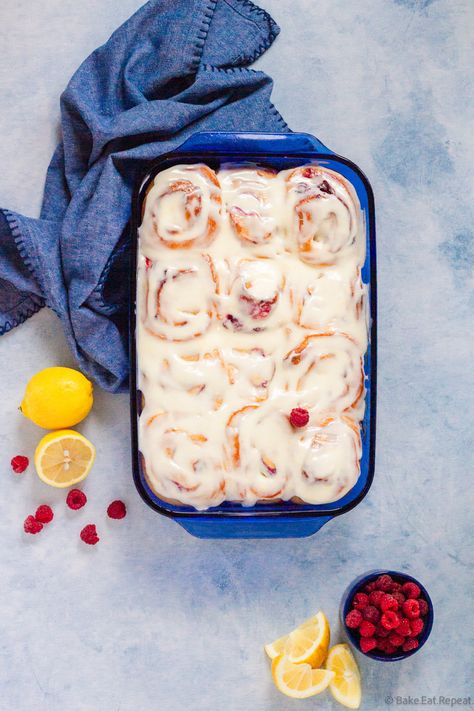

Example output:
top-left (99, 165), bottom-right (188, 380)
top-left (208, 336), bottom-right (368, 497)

top-left (21, 367), bottom-right (93, 429)
top-left (35, 430), bottom-right (96, 487)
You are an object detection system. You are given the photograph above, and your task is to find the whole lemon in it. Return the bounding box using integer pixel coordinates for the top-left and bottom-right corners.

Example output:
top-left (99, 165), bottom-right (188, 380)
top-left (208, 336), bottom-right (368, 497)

top-left (21, 367), bottom-right (93, 429)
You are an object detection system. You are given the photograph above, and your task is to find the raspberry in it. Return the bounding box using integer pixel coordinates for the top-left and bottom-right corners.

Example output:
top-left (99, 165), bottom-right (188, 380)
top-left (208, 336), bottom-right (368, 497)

top-left (418, 599), bottom-right (429, 616)
top-left (402, 582), bottom-right (421, 599)
top-left (392, 591), bottom-right (406, 607)
top-left (24, 515), bottom-right (43, 534)
top-left (145, 257), bottom-right (152, 270)
top-left (107, 500), bottom-right (127, 520)
top-left (408, 618), bottom-right (424, 637)
top-left (403, 599), bottom-right (420, 619)
top-left (377, 639), bottom-right (396, 654)
top-left (360, 637), bottom-right (377, 654)
top-left (375, 574), bottom-right (393, 592)
top-left (352, 592), bottom-right (369, 610)
top-left (345, 609), bottom-right (363, 629)
top-left (369, 590), bottom-right (385, 608)
top-left (389, 582), bottom-right (402, 593)
top-left (380, 594), bottom-right (399, 612)
top-left (395, 618), bottom-right (411, 637)
top-left (359, 620), bottom-right (376, 637)
top-left (66, 489), bottom-right (87, 510)
top-left (364, 581), bottom-right (377, 593)
top-left (381, 611), bottom-right (401, 630)
top-left (289, 408), bottom-right (309, 428)
top-left (388, 633), bottom-right (404, 647)
top-left (402, 638), bottom-right (419, 653)
top-left (362, 605), bottom-right (380, 624)
top-left (80, 524), bottom-right (99, 545)
top-left (375, 623), bottom-right (391, 638)
top-left (35, 505), bottom-right (54, 524)
top-left (11, 455), bottom-right (29, 474)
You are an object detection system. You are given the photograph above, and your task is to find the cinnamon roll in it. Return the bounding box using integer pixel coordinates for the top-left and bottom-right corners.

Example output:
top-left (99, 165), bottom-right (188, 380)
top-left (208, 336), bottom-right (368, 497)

top-left (285, 166), bottom-right (358, 265)
top-left (140, 164), bottom-right (222, 250)
top-left (220, 166), bottom-right (278, 245)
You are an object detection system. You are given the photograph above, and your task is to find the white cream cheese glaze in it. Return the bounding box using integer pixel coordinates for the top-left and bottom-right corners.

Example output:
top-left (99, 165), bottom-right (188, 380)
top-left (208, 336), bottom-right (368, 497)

top-left (137, 163), bottom-right (368, 510)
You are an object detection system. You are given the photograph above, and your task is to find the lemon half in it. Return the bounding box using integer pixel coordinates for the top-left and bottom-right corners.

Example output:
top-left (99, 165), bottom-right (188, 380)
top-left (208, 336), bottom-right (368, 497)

top-left (34, 430), bottom-right (96, 488)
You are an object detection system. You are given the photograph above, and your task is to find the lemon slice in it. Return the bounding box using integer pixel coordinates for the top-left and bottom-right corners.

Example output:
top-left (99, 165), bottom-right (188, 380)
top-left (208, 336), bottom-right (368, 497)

top-left (34, 430), bottom-right (96, 487)
top-left (326, 643), bottom-right (361, 709)
top-left (271, 655), bottom-right (334, 699)
top-left (265, 611), bottom-right (330, 667)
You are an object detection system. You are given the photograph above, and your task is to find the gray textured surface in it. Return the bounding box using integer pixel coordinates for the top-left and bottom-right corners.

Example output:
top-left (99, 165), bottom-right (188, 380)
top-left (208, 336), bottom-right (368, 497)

top-left (0, 1), bottom-right (473, 709)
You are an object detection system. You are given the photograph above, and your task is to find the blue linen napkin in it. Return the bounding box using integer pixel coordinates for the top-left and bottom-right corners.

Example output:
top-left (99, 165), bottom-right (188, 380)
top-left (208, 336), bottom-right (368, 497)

top-left (0, 0), bottom-right (289, 391)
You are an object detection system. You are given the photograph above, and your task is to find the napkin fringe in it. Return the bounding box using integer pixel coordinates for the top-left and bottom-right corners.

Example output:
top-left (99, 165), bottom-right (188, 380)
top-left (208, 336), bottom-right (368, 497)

top-left (191, 0), bottom-right (219, 72)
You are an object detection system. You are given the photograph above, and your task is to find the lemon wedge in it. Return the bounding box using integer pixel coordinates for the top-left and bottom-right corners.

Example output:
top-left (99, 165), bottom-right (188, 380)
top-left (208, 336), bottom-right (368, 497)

top-left (271, 655), bottom-right (334, 699)
top-left (34, 430), bottom-right (96, 487)
top-left (326, 643), bottom-right (361, 709)
top-left (265, 611), bottom-right (330, 668)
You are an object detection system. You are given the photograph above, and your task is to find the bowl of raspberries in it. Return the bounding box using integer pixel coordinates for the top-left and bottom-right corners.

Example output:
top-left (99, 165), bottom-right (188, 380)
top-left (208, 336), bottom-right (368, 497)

top-left (341, 570), bottom-right (433, 660)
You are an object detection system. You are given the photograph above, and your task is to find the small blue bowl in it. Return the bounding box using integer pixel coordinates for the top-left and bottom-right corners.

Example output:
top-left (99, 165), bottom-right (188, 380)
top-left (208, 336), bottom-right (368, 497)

top-left (341, 569), bottom-right (434, 661)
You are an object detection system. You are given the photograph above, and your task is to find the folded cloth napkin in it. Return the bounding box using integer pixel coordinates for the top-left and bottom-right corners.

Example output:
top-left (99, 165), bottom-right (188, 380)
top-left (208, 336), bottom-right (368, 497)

top-left (0, 0), bottom-right (289, 391)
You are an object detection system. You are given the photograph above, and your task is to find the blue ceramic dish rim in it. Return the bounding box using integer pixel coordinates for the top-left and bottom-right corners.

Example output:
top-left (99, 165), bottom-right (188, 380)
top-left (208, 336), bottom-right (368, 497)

top-left (129, 131), bottom-right (377, 521)
top-left (341, 569), bottom-right (434, 661)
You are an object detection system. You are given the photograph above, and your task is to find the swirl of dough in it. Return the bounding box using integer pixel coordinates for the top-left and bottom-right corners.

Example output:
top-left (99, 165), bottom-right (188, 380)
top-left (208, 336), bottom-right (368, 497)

top-left (220, 166), bottom-right (278, 245)
top-left (140, 253), bottom-right (219, 341)
top-left (285, 166), bottom-right (358, 265)
top-left (219, 257), bottom-right (290, 333)
top-left (140, 411), bottom-right (226, 510)
top-left (141, 164), bottom-right (221, 250)
top-left (294, 416), bottom-right (362, 504)
top-left (225, 406), bottom-right (291, 502)
top-left (283, 332), bottom-right (364, 414)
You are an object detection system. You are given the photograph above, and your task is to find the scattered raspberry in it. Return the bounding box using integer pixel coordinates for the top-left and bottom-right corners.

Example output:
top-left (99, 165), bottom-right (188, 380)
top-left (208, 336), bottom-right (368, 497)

top-left (345, 609), bottom-right (363, 629)
top-left (24, 515), bottom-right (43, 534)
top-left (380, 594), bottom-right (399, 612)
top-left (352, 592), bottom-right (369, 610)
top-left (388, 633), bottom-right (404, 648)
top-left (360, 637), bottom-right (377, 654)
top-left (80, 524), bottom-right (99, 545)
top-left (35, 505), bottom-right (54, 524)
top-left (418, 599), bottom-right (429, 616)
top-left (362, 605), bottom-right (380, 624)
top-left (359, 620), bottom-right (376, 638)
top-left (11, 455), bottom-right (29, 474)
top-left (403, 599), bottom-right (420, 619)
top-left (402, 638), bottom-right (419, 653)
top-left (392, 591), bottom-right (406, 607)
top-left (376, 623), bottom-right (391, 638)
top-left (408, 618), bottom-right (424, 637)
top-left (364, 581), bottom-right (377, 593)
top-left (375, 574), bottom-right (393, 592)
top-left (369, 590), bottom-right (385, 608)
top-left (402, 581), bottom-right (421, 599)
top-left (107, 500), bottom-right (127, 520)
top-left (395, 618), bottom-right (411, 637)
top-left (66, 489), bottom-right (87, 510)
top-left (381, 611), bottom-right (401, 630)
top-left (289, 408), bottom-right (309, 428)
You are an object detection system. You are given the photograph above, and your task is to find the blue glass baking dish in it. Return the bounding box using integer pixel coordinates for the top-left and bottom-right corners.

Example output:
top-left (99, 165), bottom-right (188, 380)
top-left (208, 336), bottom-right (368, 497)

top-left (129, 131), bottom-right (377, 539)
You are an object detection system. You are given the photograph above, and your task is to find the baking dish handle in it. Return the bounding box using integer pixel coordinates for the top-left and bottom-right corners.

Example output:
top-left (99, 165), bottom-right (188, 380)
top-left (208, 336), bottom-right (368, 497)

top-left (176, 515), bottom-right (333, 540)
top-left (174, 131), bottom-right (334, 157)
